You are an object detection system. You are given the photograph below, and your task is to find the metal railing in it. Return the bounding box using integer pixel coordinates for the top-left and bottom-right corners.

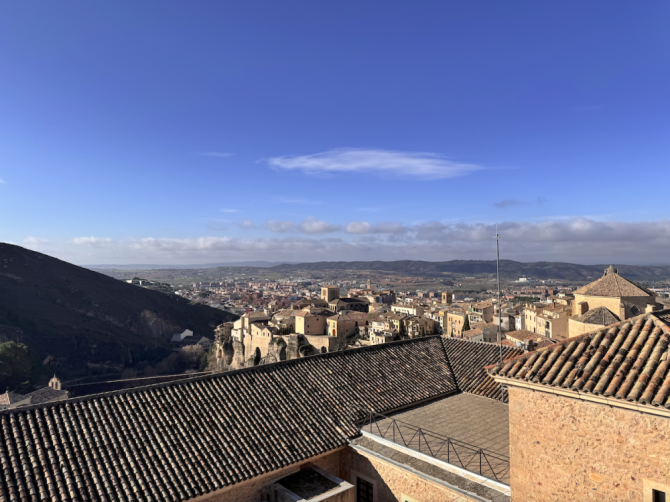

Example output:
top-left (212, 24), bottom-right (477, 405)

top-left (358, 410), bottom-right (510, 484)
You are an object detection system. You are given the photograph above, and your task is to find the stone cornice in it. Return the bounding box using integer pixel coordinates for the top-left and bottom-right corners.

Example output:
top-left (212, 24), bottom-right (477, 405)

top-left (493, 375), bottom-right (670, 420)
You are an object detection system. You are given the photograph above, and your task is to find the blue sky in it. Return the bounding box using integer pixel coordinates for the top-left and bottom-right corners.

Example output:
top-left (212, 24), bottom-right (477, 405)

top-left (1, 2), bottom-right (669, 265)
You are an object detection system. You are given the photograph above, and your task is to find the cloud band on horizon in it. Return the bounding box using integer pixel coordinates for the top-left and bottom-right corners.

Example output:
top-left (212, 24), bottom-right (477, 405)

top-left (17, 218), bottom-right (670, 266)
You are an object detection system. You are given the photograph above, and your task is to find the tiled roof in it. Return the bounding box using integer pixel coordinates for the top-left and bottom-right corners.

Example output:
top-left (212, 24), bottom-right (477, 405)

top-left (489, 311), bottom-right (670, 409)
top-left (0, 392), bottom-right (25, 406)
top-left (506, 329), bottom-right (543, 342)
top-left (20, 387), bottom-right (68, 405)
top-left (0, 337), bottom-right (458, 502)
top-left (327, 311), bottom-right (369, 321)
top-left (272, 309), bottom-right (296, 318)
top-left (573, 268), bottom-right (653, 297)
top-left (245, 311), bottom-right (270, 318)
top-left (572, 305), bottom-right (620, 325)
top-left (441, 338), bottom-right (522, 402)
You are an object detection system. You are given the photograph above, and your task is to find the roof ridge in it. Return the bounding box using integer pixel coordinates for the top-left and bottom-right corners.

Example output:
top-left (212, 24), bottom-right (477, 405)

top-left (1, 335), bottom-right (444, 414)
top-left (436, 336), bottom-right (460, 393)
top-left (487, 311), bottom-right (657, 370)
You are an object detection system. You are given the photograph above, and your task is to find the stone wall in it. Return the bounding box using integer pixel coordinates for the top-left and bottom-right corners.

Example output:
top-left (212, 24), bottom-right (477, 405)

top-left (194, 448), bottom-right (343, 502)
top-left (342, 448), bottom-right (480, 501)
top-left (508, 386), bottom-right (670, 501)
top-left (568, 317), bottom-right (604, 339)
top-left (242, 333), bottom-right (275, 366)
top-left (573, 294), bottom-right (655, 319)
top-left (303, 334), bottom-right (345, 354)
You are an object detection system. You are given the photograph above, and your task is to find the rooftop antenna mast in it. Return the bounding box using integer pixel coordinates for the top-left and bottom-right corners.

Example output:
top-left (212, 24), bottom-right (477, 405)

top-left (495, 225), bottom-right (503, 367)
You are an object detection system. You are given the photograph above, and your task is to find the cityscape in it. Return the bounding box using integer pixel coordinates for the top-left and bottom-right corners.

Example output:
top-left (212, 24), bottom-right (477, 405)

top-left (1, 2), bottom-right (669, 502)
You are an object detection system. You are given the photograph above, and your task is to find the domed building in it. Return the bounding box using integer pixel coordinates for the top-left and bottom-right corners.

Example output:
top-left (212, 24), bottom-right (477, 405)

top-left (568, 265), bottom-right (661, 337)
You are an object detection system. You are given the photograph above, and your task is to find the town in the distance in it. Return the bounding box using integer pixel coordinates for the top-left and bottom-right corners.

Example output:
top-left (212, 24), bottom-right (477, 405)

top-left (2, 247), bottom-right (670, 502)
top-left (3, 2), bottom-right (668, 500)
top-left (105, 262), bottom-right (670, 368)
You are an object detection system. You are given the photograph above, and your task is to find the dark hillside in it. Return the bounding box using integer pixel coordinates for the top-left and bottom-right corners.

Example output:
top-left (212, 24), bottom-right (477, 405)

top-left (0, 244), bottom-right (237, 380)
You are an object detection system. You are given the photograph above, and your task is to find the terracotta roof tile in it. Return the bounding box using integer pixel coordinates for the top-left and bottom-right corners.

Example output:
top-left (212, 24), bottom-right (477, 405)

top-left (572, 305), bottom-right (620, 325)
top-left (573, 268), bottom-right (653, 297)
top-left (441, 338), bottom-right (522, 402)
top-left (0, 337), bottom-right (463, 501)
top-left (489, 310), bottom-right (670, 409)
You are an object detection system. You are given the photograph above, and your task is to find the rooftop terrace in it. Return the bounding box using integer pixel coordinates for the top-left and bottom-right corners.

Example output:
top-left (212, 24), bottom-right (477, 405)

top-left (364, 393), bottom-right (510, 484)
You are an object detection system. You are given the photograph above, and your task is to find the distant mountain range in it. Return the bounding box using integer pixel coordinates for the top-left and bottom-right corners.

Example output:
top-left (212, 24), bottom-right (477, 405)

top-left (93, 259), bottom-right (670, 282)
top-left (0, 244), bottom-right (238, 381)
top-left (266, 260), bottom-right (670, 281)
top-left (89, 261), bottom-right (297, 269)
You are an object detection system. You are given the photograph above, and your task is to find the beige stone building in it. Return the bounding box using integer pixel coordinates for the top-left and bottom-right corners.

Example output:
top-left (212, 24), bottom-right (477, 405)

top-left (295, 306), bottom-right (331, 336)
top-left (369, 331), bottom-right (394, 345)
top-left (491, 310), bottom-right (670, 501)
top-left (523, 301), bottom-right (571, 340)
top-left (568, 265), bottom-right (660, 337)
top-left (445, 309), bottom-right (468, 337)
top-left (442, 291), bottom-right (452, 304)
top-left (402, 316), bottom-right (435, 338)
top-left (391, 302), bottom-right (425, 317)
top-left (504, 329), bottom-right (552, 350)
top-left (467, 301), bottom-right (494, 324)
top-left (326, 311), bottom-right (369, 338)
top-left (321, 285), bottom-right (340, 302)
top-left (463, 322), bottom-right (499, 343)
top-left (328, 297), bottom-right (369, 313)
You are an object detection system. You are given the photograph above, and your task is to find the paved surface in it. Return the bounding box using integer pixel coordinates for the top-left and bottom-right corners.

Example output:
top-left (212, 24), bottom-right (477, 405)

top-left (365, 393), bottom-right (510, 483)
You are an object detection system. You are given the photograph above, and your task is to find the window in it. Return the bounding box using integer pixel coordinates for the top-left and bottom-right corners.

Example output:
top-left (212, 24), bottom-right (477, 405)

top-left (653, 490), bottom-right (666, 502)
top-left (357, 477), bottom-right (374, 502)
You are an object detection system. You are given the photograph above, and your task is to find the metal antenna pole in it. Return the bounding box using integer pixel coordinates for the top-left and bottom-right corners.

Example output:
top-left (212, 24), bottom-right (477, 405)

top-left (495, 225), bottom-right (503, 366)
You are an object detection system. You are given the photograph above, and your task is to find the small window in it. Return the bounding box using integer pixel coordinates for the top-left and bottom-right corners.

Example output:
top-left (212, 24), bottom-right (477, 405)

top-left (653, 490), bottom-right (666, 502)
top-left (357, 477), bottom-right (374, 502)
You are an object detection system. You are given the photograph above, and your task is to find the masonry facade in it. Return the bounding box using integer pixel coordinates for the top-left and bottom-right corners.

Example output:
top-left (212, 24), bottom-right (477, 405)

top-left (507, 387), bottom-right (670, 501)
top-left (490, 310), bottom-right (670, 502)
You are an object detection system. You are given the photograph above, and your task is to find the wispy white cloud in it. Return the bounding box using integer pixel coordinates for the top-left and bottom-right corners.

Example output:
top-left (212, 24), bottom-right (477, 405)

top-left (72, 236), bottom-right (112, 245)
top-left (23, 236), bottom-right (48, 246)
top-left (266, 148), bottom-right (481, 180)
top-left (197, 151), bottom-right (234, 158)
top-left (237, 219), bottom-right (255, 230)
top-left (299, 216), bottom-right (342, 234)
top-left (267, 220), bottom-right (295, 233)
top-left (221, 208), bottom-right (240, 213)
top-left (346, 221), bottom-right (408, 235)
top-left (18, 218), bottom-right (670, 265)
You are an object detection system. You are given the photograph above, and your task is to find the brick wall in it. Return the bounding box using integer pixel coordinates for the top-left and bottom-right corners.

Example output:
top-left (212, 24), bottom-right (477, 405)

top-left (508, 386), bottom-right (670, 501)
